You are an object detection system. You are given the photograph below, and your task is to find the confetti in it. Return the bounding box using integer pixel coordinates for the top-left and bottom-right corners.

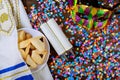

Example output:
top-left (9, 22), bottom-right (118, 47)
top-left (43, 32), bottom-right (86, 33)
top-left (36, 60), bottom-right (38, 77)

top-left (28, 0), bottom-right (120, 79)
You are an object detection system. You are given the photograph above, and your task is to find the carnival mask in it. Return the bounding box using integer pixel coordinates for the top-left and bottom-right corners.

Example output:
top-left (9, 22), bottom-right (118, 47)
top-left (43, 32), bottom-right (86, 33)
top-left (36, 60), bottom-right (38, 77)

top-left (71, 4), bottom-right (113, 30)
top-left (69, 0), bottom-right (120, 30)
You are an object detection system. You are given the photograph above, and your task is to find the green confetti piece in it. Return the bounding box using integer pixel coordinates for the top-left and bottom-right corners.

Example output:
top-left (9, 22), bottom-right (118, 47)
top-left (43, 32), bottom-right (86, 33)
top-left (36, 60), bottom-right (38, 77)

top-left (79, 20), bottom-right (83, 25)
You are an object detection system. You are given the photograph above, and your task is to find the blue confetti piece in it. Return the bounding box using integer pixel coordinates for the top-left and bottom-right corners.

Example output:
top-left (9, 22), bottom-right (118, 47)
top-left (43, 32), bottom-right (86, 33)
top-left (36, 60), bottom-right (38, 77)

top-left (106, 78), bottom-right (111, 80)
top-left (118, 15), bottom-right (120, 19)
top-left (63, 74), bottom-right (67, 77)
top-left (68, 76), bottom-right (74, 80)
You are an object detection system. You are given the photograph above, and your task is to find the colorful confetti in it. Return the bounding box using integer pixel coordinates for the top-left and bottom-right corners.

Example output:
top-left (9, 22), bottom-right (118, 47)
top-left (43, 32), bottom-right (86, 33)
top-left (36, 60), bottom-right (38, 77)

top-left (27, 0), bottom-right (120, 79)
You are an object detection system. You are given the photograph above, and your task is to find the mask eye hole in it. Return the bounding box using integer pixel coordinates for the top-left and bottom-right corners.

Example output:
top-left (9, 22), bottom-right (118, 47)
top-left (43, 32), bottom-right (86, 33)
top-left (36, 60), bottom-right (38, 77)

top-left (82, 14), bottom-right (88, 19)
top-left (98, 17), bottom-right (108, 22)
top-left (76, 12), bottom-right (88, 19)
top-left (97, 12), bottom-right (110, 22)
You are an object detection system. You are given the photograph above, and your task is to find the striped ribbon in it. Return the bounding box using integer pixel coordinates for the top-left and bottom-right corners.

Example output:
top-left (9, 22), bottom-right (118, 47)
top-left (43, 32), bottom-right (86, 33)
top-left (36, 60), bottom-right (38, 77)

top-left (0, 62), bottom-right (33, 80)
